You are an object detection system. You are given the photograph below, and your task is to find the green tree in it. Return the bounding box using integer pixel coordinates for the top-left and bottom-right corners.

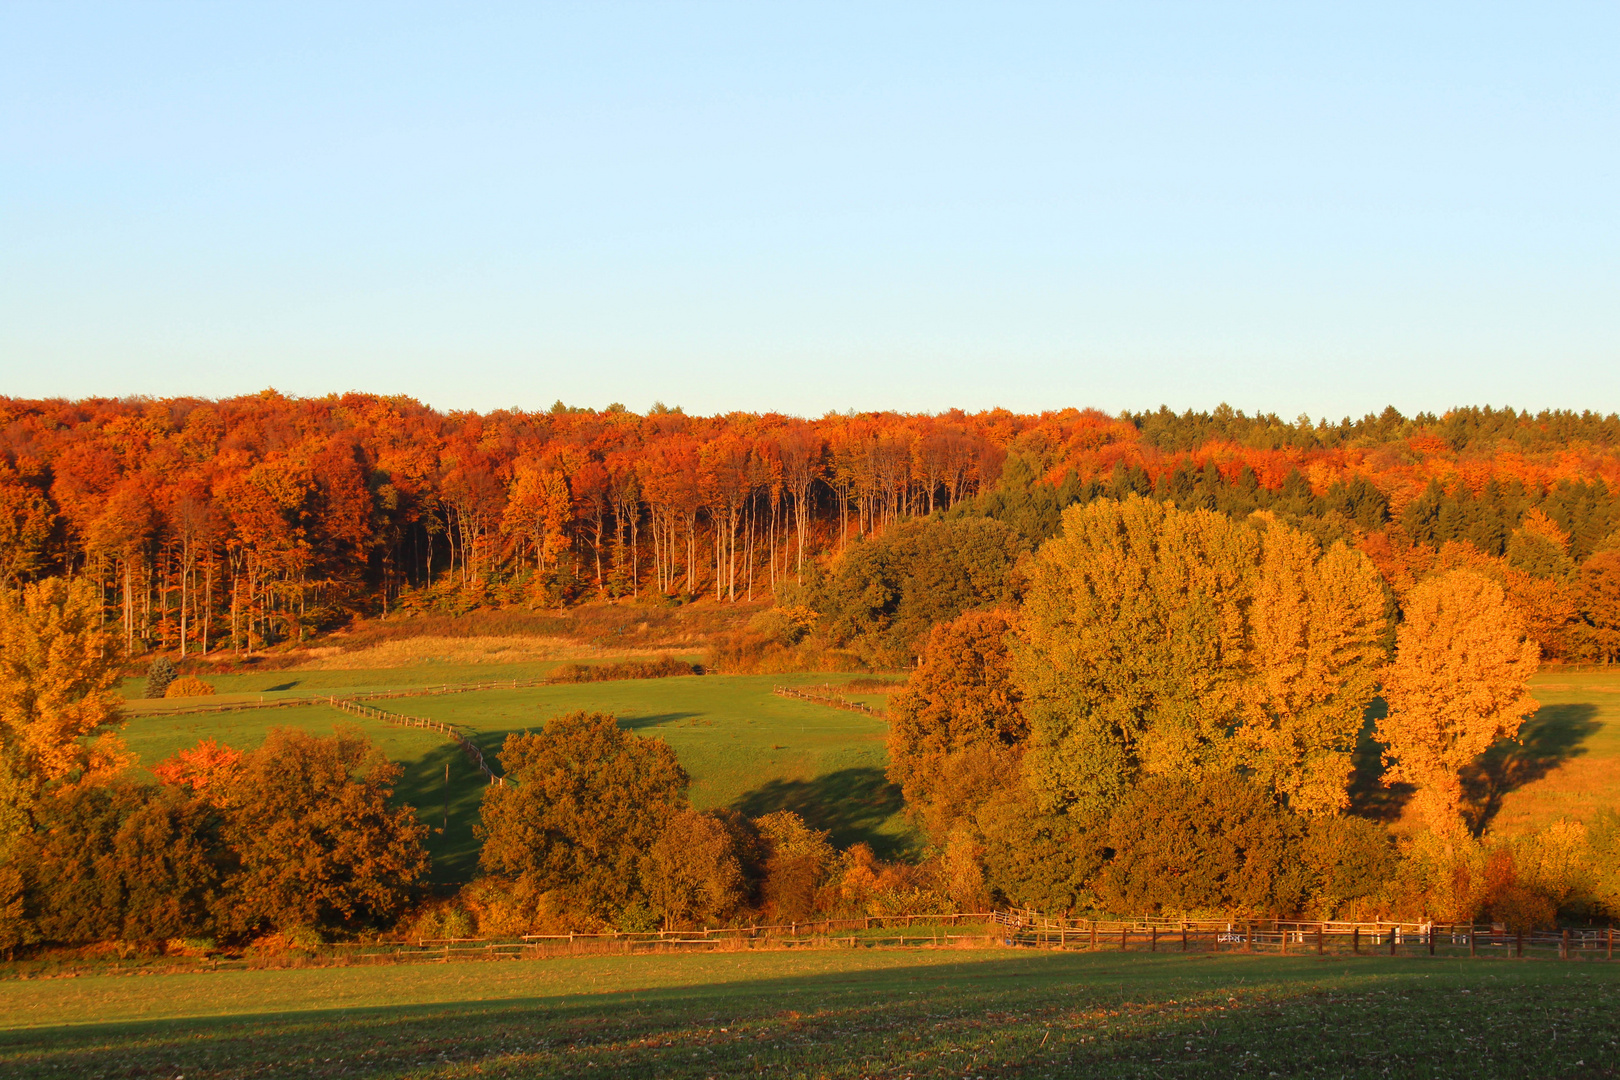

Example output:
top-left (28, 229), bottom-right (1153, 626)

top-left (13, 779), bottom-right (226, 946)
top-left (814, 516), bottom-right (1024, 667)
top-left (478, 711), bottom-right (687, 924)
top-left (144, 655), bottom-right (177, 699)
top-left (1012, 496), bottom-right (1253, 817)
top-left (220, 726), bottom-right (428, 936)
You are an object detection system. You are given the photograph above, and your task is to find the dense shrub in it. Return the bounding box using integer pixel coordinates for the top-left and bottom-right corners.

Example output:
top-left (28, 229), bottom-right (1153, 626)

top-left (1098, 774), bottom-right (1309, 917)
top-left (163, 676), bottom-right (215, 698)
top-left (754, 810), bottom-right (839, 923)
top-left (1298, 814), bottom-right (1397, 919)
top-left (545, 655), bottom-right (695, 684)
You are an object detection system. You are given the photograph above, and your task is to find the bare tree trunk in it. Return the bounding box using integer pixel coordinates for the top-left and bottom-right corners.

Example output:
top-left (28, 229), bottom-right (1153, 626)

top-left (203, 553), bottom-right (212, 655)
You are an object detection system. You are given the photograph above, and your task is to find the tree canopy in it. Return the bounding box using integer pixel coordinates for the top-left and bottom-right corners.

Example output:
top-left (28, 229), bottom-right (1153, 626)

top-left (1012, 496), bottom-right (1389, 821)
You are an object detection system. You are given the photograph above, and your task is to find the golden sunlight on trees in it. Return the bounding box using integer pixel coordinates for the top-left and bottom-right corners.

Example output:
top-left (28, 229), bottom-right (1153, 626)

top-left (1241, 519), bottom-right (1390, 814)
top-left (0, 578), bottom-right (124, 829)
top-left (644, 807), bottom-right (749, 930)
top-left (477, 711), bottom-right (688, 924)
top-left (219, 726), bottom-right (429, 936)
top-left (1378, 570), bottom-right (1541, 837)
top-left (1012, 496), bottom-right (1388, 821)
top-left (886, 609), bottom-right (1025, 842)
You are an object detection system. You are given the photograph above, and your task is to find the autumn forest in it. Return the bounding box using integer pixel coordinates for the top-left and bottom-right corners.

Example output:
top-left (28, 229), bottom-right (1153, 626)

top-left (2, 392), bottom-right (1620, 953)
top-left (0, 393), bottom-right (1617, 660)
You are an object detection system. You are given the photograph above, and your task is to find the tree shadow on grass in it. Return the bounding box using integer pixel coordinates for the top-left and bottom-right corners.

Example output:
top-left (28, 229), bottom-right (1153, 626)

top-left (617, 712), bottom-right (703, 731)
top-left (1347, 698), bottom-right (1601, 834)
top-left (1461, 703), bottom-right (1600, 835)
top-left (391, 741), bottom-right (490, 885)
top-left (731, 767), bottom-right (911, 857)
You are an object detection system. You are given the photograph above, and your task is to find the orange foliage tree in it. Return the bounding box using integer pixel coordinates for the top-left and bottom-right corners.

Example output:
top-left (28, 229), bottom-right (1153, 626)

top-left (1377, 570), bottom-right (1542, 837)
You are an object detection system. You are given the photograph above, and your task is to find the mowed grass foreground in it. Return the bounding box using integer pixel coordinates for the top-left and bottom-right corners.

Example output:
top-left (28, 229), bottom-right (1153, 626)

top-left (3, 950), bottom-right (1617, 1079)
top-left (113, 672), bottom-right (908, 880)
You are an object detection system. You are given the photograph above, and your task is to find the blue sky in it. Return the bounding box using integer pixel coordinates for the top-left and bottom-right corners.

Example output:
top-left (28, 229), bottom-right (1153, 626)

top-left (2, 2), bottom-right (1615, 418)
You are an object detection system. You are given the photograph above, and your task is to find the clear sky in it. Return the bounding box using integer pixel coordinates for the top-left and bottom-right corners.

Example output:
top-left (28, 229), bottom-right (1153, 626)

top-left (2, 2), bottom-right (1615, 418)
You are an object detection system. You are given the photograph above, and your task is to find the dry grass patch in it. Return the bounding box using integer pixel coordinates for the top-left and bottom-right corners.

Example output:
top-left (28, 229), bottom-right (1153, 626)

top-left (295, 636), bottom-right (682, 670)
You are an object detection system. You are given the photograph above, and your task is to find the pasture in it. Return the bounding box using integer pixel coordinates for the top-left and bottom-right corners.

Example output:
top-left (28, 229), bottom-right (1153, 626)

top-left (112, 670), bottom-right (909, 881)
top-left (2, 948), bottom-right (1616, 1078)
top-left (109, 660), bottom-right (1620, 882)
top-left (1474, 670), bottom-right (1620, 836)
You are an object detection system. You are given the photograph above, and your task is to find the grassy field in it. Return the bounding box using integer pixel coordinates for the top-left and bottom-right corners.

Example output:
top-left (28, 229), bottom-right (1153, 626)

top-left (109, 661), bottom-right (1620, 882)
top-left (1474, 670), bottom-right (1620, 835)
top-left (2, 948), bottom-right (1616, 1078)
top-left (112, 671), bottom-right (909, 881)
top-left (115, 657), bottom-right (664, 714)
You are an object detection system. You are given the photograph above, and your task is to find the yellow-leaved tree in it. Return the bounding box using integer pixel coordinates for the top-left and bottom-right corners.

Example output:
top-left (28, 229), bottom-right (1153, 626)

top-left (1013, 496), bottom-right (1390, 820)
top-left (1240, 518), bottom-right (1391, 814)
top-left (0, 577), bottom-right (125, 840)
top-left (1378, 569), bottom-right (1541, 837)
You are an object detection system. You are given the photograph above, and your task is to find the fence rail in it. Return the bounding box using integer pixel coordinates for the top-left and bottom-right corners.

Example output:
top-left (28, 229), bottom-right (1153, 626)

top-left (330, 697), bottom-right (505, 785)
top-left (772, 684), bottom-right (883, 716)
top-left (190, 910), bottom-right (1617, 970)
top-left (991, 908), bottom-right (1618, 960)
top-left (130, 679), bottom-right (543, 719)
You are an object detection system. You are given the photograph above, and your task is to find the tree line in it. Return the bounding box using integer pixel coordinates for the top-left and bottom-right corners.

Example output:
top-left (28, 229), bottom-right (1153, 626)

top-left (1, 393), bottom-right (1617, 661)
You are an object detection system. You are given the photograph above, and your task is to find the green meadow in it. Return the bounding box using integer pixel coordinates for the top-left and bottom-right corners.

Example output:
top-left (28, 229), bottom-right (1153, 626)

top-left (2, 949), bottom-right (1615, 1078)
top-left (113, 671), bottom-right (910, 882)
top-left (109, 663), bottom-right (1620, 883)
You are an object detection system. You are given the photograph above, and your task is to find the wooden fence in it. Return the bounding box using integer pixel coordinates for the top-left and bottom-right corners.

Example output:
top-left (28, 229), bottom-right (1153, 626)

top-left (330, 698), bottom-right (505, 785)
top-left (991, 908), bottom-right (1618, 960)
top-left (772, 684), bottom-right (883, 716)
top-left (131, 678), bottom-right (545, 719)
top-left (203, 909), bottom-right (1618, 969)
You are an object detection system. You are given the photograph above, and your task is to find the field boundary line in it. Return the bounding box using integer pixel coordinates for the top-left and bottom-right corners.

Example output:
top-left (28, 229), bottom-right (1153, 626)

top-left (328, 697), bottom-right (506, 785)
top-left (772, 684), bottom-right (882, 716)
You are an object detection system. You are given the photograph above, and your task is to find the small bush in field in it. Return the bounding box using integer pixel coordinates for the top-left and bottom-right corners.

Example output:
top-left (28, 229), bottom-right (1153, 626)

top-left (545, 655), bottom-right (695, 683)
top-left (164, 676), bottom-right (216, 698)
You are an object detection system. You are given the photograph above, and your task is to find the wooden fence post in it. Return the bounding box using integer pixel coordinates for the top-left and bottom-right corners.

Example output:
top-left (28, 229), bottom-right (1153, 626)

top-left (1120, 926), bottom-right (1127, 952)
top-left (1428, 926), bottom-right (1435, 957)
top-left (1316, 925), bottom-right (1323, 956)
top-left (1609, 928), bottom-right (1614, 961)
top-left (1389, 927), bottom-right (1397, 956)
top-left (1181, 923), bottom-right (1188, 952)
top-left (1090, 924), bottom-right (1097, 951)
top-left (1561, 929), bottom-right (1569, 960)
top-left (1469, 926), bottom-right (1476, 958)
top-left (1150, 926), bottom-right (1157, 953)
top-left (1353, 927), bottom-right (1359, 955)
